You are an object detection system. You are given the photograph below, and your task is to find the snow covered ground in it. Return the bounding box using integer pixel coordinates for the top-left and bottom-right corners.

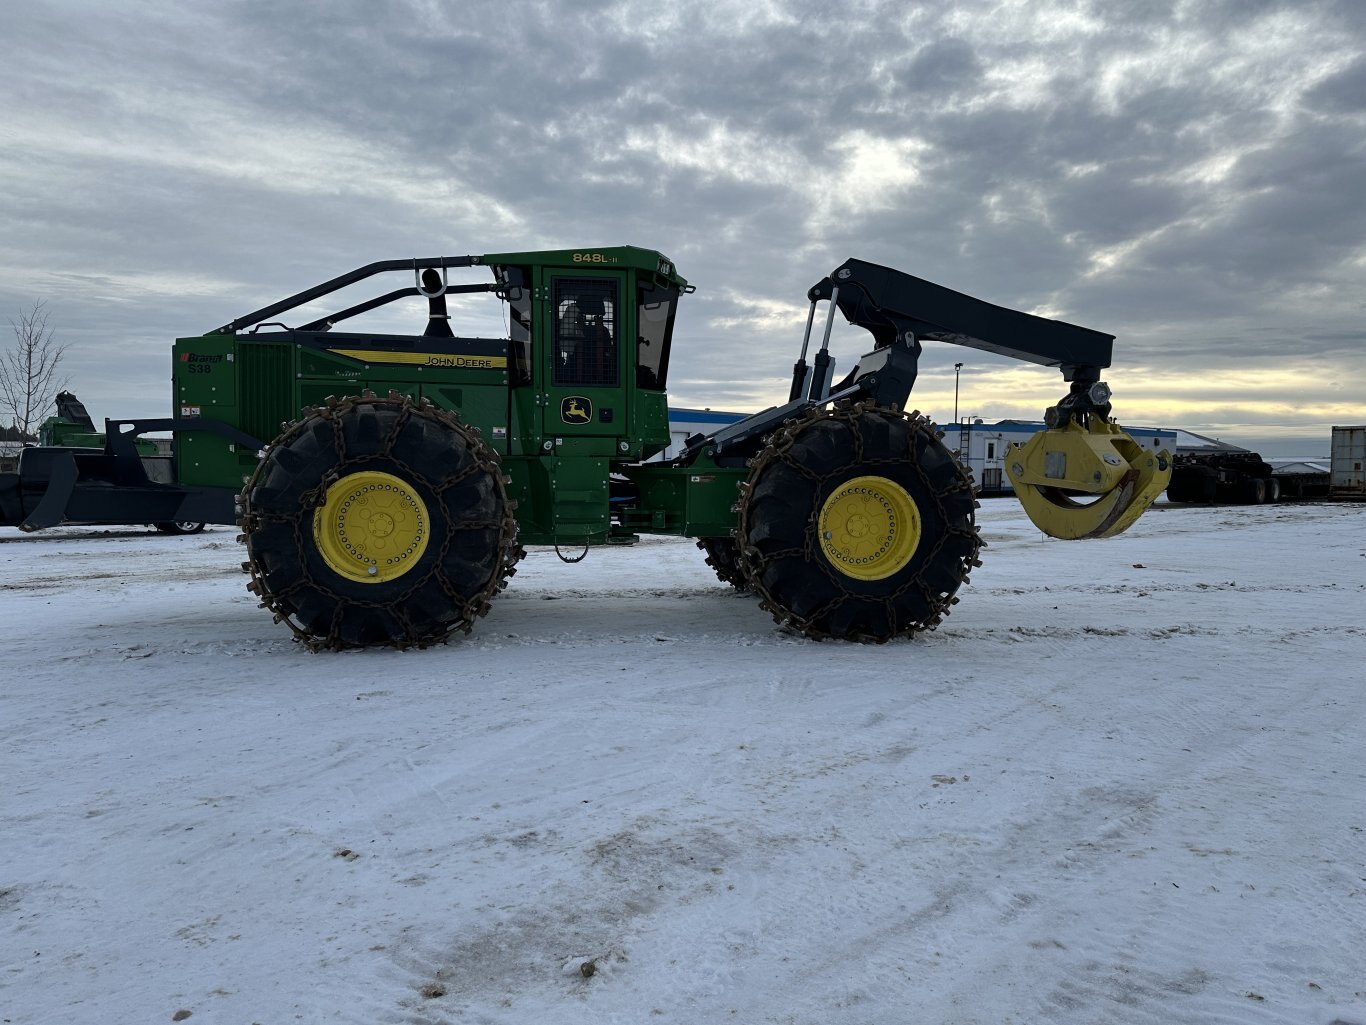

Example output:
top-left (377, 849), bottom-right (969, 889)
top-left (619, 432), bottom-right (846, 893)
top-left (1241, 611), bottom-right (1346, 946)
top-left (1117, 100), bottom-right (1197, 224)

top-left (3, 498), bottom-right (1364, 1025)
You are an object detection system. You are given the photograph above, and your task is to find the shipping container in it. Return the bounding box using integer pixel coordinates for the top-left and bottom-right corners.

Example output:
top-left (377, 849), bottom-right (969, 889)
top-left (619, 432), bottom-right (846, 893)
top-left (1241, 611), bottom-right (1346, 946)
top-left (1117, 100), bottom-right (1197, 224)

top-left (1331, 426), bottom-right (1366, 497)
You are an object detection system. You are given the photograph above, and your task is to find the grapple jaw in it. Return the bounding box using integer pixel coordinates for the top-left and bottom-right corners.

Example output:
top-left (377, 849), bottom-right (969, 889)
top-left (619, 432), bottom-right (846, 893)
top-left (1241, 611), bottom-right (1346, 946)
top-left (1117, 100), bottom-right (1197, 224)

top-left (1004, 418), bottom-right (1171, 540)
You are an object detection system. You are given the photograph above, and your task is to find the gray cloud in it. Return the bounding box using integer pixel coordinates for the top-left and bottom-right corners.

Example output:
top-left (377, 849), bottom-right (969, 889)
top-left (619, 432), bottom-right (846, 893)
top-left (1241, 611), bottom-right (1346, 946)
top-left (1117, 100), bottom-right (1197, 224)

top-left (1, 0), bottom-right (1362, 456)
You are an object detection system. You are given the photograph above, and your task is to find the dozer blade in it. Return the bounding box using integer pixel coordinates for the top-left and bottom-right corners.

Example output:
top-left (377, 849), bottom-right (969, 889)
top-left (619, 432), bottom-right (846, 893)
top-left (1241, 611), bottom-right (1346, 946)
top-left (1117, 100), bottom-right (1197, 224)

top-left (1004, 419), bottom-right (1171, 540)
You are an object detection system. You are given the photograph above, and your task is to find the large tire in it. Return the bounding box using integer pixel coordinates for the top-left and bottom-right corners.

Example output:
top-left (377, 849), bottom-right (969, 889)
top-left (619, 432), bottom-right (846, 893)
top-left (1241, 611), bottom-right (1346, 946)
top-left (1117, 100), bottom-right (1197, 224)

top-left (697, 536), bottom-right (749, 591)
top-left (239, 392), bottom-right (522, 650)
top-left (1239, 477), bottom-right (1266, 504)
top-left (736, 403), bottom-right (981, 642)
top-left (1166, 467), bottom-right (1195, 503)
top-left (1167, 465), bottom-right (1215, 504)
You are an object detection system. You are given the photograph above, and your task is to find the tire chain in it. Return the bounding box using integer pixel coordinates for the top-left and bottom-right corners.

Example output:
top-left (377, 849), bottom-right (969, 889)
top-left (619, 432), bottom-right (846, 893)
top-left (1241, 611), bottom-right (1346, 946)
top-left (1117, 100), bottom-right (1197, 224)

top-left (695, 536), bottom-right (750, 591)
top-left (734, 401), bottom-right (984, 642)
top-left (238, 390), bottom-right (524, 651)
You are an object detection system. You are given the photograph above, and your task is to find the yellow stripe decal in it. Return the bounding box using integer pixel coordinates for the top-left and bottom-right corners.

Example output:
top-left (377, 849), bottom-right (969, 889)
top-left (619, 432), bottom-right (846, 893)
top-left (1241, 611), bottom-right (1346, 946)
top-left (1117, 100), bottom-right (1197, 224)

top-left (327, 348), bottom-right (508, 369)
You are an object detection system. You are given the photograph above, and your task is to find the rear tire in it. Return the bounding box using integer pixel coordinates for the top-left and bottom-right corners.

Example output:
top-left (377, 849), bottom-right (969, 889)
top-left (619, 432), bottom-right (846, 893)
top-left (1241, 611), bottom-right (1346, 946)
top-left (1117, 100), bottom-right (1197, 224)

top-left (239, 392), bottom-right (522, 650)
top-left (737, 404), bottom-right (981, 642)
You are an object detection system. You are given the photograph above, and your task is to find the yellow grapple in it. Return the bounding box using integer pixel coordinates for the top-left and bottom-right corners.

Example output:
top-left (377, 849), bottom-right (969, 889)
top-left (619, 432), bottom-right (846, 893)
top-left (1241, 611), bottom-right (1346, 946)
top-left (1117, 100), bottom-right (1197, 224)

top-left (1004, 418), bottom-right (1171, 540)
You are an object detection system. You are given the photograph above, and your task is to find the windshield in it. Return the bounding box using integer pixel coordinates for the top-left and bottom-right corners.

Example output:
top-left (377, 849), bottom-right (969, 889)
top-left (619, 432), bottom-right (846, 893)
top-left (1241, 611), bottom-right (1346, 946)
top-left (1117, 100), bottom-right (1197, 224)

top-left (636, 281), bottom-right (677, 390)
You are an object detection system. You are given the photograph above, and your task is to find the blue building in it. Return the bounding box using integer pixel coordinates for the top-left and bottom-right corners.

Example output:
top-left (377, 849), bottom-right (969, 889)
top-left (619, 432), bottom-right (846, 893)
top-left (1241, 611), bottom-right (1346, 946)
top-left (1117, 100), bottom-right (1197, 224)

top-left (659, 407), bottom-right (748, 460)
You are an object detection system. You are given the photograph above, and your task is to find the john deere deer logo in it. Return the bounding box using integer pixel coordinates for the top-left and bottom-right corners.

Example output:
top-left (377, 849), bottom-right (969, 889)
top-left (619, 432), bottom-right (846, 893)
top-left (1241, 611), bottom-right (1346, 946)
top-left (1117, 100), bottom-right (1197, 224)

top-left (561, 396), bottom-right (592, 424)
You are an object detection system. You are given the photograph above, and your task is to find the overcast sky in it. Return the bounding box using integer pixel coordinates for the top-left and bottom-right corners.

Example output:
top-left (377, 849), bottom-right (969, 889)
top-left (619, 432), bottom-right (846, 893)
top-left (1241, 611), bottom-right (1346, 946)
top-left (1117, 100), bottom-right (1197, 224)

top-left (3, 0), bottom-right (1363, 455)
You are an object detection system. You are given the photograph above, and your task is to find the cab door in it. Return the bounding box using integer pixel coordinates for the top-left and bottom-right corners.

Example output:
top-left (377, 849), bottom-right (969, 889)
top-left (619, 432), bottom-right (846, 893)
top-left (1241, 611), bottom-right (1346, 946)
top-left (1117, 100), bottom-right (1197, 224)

top-left (538, 270), bottom-right (630, 443)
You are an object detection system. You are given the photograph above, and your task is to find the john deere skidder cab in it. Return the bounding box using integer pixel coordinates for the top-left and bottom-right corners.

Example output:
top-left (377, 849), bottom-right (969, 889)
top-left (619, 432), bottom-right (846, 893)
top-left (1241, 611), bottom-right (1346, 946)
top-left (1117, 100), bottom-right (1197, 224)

top-left (0, 247), bottom-right (1168, 648)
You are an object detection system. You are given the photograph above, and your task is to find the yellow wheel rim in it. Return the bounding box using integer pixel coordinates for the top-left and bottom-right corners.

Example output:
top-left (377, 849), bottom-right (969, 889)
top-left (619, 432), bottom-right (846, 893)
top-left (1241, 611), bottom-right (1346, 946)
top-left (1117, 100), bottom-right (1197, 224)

top-left (312, 470), bottom-right (430, 584)
top-left (817, 475), bottom-right (922, 581)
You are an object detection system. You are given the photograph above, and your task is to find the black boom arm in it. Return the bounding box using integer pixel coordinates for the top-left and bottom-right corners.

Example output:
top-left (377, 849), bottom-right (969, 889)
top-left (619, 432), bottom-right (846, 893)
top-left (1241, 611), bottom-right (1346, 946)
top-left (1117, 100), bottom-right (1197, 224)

top-left (686, 259), bottom-right (1122, 465)
top-left (815, 258), bottom-right (1114, 382)
top-left (800, 258), bottom-right (1119, 426)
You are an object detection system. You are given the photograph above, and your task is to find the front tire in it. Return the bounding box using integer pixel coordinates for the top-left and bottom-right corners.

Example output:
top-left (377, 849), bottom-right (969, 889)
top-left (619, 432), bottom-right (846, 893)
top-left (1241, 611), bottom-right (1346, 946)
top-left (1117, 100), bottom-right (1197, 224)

top-left (239, 392), bottom-right (522, 650)
top-left (737, 404), bottom-right (981, 642)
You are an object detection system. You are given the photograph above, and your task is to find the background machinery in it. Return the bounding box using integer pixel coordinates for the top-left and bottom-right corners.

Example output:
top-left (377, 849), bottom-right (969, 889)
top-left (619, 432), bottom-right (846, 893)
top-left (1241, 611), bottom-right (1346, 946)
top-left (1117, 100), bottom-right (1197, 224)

top-left (1165, 449), bottom-right (1281, 504)
top-left (0, 248), bottom-right (1169, 648)
top-left (10, 392), bottom-right (206, 534)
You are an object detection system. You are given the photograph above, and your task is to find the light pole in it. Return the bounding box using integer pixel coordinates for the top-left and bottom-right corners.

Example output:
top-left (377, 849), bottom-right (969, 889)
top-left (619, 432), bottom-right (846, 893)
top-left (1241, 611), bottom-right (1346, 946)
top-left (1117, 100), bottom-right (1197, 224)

top-left (953, 362), bottom-right (963, 424)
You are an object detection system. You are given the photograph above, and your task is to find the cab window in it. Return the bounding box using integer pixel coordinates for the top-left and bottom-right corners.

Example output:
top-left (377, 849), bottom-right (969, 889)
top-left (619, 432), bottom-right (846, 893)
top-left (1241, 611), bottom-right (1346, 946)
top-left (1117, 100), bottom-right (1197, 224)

top-left (552, 278), bottom-right (619, 388)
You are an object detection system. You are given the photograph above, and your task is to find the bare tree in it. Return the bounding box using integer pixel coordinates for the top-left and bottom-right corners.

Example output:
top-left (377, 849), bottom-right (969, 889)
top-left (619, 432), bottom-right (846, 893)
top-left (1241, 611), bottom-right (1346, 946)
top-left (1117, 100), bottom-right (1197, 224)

top-left (2, 301), bottom-right (68, 438)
